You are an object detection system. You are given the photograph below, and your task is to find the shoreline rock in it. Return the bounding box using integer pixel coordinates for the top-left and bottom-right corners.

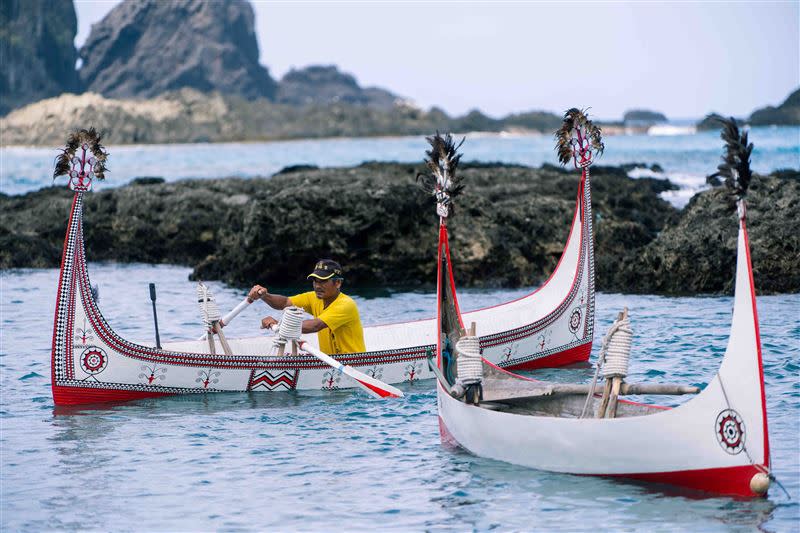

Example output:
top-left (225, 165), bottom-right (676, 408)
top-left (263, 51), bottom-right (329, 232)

top-left (0, 90), bottom-right (562, 147)
top-left (2, 162), bottom-right (796, 295)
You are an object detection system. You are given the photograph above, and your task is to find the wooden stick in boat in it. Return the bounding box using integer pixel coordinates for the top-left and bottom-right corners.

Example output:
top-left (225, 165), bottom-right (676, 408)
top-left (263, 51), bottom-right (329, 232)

top-left (596, 379), bottom-right (613, 418)
top-left (206, 331), bottom-right (216, 355)
top-left (607, 378), bottom-right (622, 418)
top-left (213, 322), bottom-right (233, 356)
top-left (568, 383), bottom-right (699, 396)
top-left (482, 381), bottom-right (699, 403)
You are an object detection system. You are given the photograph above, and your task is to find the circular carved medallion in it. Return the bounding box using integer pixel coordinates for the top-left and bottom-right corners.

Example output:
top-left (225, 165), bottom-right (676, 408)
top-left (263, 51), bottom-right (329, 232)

top-left (80, 346), bottom-right (108, 375)
top-left (568, 308), bottom-right (582, 334)
top-left (716, 409), bottom-right (746, 454)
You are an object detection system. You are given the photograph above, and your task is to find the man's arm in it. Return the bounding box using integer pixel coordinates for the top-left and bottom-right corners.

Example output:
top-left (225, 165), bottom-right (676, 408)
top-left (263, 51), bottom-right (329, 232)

top-left (302, 318), bottom-right (328, 333)
top-left (248, 285), bottom-right (292, 310)
top-left (261, 317), bottom-right (328, 332)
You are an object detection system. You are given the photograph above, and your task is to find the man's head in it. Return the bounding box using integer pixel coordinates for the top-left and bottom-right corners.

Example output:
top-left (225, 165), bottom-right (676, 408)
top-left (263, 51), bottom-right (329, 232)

top-left (307, 259), bottom-right (344, 300)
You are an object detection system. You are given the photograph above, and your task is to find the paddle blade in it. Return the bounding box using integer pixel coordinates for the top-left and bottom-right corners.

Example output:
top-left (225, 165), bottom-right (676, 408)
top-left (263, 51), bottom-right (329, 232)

top-left (299, 340), bottom-right (404, 399)
top-left (345, 367), bottom-right (405, 399)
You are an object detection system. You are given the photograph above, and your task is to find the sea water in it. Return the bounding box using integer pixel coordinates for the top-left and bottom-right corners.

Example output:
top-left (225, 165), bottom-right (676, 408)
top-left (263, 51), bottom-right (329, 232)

top-left (1, 264), bottom-right (798, 531)
top-left (2, 126), bottom-right (799, 207)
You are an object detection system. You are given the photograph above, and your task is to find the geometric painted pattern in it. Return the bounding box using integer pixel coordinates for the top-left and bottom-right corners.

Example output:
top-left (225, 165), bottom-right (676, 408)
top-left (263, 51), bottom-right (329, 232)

top-left (51, 170), bottom-right (596, 400)
top-left (248, 370), bottom-right (299, 391)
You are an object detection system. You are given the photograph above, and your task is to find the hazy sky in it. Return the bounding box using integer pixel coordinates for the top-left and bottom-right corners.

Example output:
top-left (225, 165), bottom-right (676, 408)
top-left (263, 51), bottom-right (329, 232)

top-left (74, 1), bottom-right (799, 120)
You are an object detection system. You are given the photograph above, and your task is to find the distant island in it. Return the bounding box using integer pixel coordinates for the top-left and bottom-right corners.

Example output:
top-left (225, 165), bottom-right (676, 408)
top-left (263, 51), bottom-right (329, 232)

top-left (1, 0), bottom-right (798, 146)
top-left (697, 88), bottom-right (800, 130)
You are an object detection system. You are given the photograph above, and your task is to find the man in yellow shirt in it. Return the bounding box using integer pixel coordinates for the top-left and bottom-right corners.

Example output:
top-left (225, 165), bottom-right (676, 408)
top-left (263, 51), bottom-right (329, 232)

top-left (248, 259), bottom-right (366, 355)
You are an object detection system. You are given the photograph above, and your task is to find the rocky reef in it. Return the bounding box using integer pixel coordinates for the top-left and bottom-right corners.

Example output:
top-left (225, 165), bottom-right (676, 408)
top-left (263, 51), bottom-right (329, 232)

top-left (606, 170), bottom-right (800, 295)
top-left (3, 162), bottom-right (797, 295)
top-left (1, 163), bottom-right (674, 288)
top-left (78, 0), bottom-right (276, 100)
top-left (0, 0), bottom-right (81, 115)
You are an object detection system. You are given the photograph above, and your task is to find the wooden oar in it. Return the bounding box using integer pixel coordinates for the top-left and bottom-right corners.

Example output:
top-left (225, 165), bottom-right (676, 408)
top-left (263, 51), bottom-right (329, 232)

top-left (198, 297), bottom-right (253, 341)
top-left (267, 325), bottom-right (404, 399)
top-left (220, 297), bottom-right (251, 327)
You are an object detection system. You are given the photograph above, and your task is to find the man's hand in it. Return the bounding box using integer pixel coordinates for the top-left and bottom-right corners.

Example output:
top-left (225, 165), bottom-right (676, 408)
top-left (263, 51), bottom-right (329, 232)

top-left (261, 316), bottom-right (279, 330)
top-left (248, 285), bottom-right (268, 303)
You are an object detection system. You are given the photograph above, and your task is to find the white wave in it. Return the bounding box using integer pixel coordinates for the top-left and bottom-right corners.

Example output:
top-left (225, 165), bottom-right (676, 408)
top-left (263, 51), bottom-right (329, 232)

top-left (647, 124), bottom-right (697, 136)
top-left (627, 166), bottom-right (708, 207)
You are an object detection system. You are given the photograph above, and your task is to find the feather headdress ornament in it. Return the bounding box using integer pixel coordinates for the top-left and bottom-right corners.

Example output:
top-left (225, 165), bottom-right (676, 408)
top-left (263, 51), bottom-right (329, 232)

top-left (53, 127), bottom-right (109, 183)
top-left (416, 132), bottom-right (465, 217)
top-left (555, 108), bottom-right (604, 166)
top-left (706, 116), bottom-right (752, 199)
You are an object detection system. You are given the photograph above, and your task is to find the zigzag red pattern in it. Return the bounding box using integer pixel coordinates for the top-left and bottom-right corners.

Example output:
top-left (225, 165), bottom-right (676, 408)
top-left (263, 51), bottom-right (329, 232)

top-left (249, 370), bottom-right (298, 390)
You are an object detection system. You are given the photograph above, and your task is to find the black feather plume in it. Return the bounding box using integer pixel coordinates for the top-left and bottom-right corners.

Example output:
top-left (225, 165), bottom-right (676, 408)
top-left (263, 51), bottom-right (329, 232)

top-left (53, 127), bottom-right (109, 182)
top-left (708, 116), bottom-right (753, 198)
top-left (555, 108), bottom-right (604, 165)
top-left (416, 132), bottom-right (466, 215)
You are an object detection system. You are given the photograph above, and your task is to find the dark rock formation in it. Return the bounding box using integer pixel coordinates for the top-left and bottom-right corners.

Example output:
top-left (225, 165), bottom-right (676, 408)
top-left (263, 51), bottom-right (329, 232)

top-left (276, 65), bottom-right (399, 110)
top-left (3, 163), bottom-right (683, 293)
top-left (749, 88), bottom-right (800, 126)
top-left (604, 171), bottom-right (800, 295)
top-left (0, 0), bottom-right (81, 115)
top-left (5, 163), bottom-right (795, 295)
top-left (78, 0), bottom-right (276, 100)
top-left (623, 109), bottom-right (667, 125)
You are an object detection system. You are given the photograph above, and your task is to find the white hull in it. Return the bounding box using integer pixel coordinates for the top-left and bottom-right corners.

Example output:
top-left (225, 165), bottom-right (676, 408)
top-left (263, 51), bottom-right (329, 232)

top-left (51, 168), bottom-right (595, 405)
top-left (437, 211), bottom-right (771, 497)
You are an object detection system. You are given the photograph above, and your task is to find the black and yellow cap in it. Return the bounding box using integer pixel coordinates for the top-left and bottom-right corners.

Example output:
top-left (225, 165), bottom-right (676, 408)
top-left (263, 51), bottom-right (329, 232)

top-left (307, 259), bottom-right (343, 280)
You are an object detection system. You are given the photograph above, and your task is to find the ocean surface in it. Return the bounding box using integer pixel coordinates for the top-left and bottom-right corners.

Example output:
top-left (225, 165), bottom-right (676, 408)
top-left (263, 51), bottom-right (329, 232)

top-left (2, 126), bottom-right (798, 207)
top-left (1, 264), bottom-right (798, 532)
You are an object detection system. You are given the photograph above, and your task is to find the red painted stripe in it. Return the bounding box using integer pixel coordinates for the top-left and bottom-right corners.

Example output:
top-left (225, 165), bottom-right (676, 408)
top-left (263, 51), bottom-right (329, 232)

top-left (505, 341), bottom-right (592, 371)
top-left (605, 464), bottom-right (766, 498)
top-left (741, 215), bottom-right (770, 465)
top-left (355, 378), bottom-right (395, 398)
top-left (438, 415), bottom-right (460, 448)
top-left (52, 385), bottom-right (173, 406)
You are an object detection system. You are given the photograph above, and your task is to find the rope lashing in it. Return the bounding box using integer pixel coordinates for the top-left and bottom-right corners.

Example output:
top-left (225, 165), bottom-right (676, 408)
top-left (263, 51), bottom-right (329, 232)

top-left (273, 306), bottom-right (304, 350)
top-left (456, 335), bottom-right (483, 385)
top-left (435, 188), bottom-right (451, 218)
top-left (600, 316), bottom-right (633, 379)
top-left (580, 312), bottom-right (633, 418)
top-left (197, 282), bottom-right (221, 329)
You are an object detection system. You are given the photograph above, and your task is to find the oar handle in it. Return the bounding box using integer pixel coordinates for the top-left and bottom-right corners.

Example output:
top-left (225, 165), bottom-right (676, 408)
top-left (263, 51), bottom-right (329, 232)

top-left (220, 297), bottom-right (251, 327)
top-left (198, 297), bottom-right (252, 340)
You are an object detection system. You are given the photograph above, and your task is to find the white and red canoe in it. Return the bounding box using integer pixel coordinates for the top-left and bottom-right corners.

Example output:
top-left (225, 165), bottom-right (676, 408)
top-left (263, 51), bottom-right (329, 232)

top-left (50, 135), bottom-right (594, 406)
top-left (434, 196), bottom-right (772, 497)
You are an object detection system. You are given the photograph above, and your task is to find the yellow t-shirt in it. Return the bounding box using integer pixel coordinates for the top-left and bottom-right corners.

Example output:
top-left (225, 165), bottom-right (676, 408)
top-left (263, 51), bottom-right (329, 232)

top-left (289, 292), bottom-right (366, 354)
